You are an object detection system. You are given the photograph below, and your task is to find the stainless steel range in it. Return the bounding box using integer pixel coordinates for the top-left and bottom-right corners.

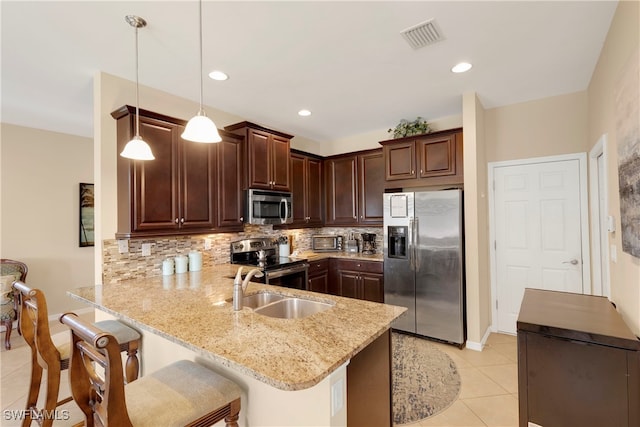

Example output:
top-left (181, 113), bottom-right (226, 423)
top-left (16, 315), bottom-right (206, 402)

top-left (230, 237), bottom-right (309, 290)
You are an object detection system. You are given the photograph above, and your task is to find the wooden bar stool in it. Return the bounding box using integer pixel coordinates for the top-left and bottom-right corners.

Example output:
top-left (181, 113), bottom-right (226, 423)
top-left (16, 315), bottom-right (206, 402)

top-left (60, 312), bottom-right (242, 427)
top-left (13, 281), bottom-right (142, 427)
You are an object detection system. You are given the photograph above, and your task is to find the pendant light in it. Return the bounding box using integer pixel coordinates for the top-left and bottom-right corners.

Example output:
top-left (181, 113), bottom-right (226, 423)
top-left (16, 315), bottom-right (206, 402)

top-left (182, 0), bottom-right (222, 143)
top-left (120, 15), bottom-right (154, 160)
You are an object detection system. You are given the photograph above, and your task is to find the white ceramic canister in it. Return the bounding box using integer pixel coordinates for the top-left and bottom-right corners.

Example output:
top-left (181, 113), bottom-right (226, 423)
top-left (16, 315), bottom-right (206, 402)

top-left (162, 258), bottom-right (174, 276)
top-left (279, 243), bottom-right (290, 258)
top-left (174, 255), bottom-right (188, 274)
top-left (188, 250), bottom-right (202, 272)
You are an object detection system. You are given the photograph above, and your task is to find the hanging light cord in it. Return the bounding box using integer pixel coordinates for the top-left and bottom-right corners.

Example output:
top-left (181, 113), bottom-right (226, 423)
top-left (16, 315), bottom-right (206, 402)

top-left (134, 22), bottom-right (141, 137)
top-left (198, 0), bottom-right (204, 114)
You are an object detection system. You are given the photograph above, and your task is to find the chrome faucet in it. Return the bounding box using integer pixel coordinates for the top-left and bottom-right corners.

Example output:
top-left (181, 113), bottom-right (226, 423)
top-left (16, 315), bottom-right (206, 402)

top-left (232, 266), bottom-right (264, 310)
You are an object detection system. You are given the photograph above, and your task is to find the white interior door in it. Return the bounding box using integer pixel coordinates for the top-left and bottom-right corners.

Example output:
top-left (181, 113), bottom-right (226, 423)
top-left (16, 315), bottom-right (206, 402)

top-left (492, 156), bottom-right (588, 334)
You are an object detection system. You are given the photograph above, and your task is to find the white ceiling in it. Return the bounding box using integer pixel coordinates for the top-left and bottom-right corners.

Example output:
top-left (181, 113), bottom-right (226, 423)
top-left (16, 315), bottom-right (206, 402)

top-left (1, 1), bottom-right (617, 144)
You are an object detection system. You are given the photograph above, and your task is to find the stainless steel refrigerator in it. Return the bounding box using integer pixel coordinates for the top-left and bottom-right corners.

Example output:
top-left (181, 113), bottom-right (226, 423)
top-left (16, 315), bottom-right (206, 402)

top-left (383, 189), bottom-right (465, 346)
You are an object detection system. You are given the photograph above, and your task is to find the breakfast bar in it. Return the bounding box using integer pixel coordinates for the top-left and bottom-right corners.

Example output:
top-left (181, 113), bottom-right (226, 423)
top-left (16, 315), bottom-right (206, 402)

top-left (68, 264), bottom-right (405, 426)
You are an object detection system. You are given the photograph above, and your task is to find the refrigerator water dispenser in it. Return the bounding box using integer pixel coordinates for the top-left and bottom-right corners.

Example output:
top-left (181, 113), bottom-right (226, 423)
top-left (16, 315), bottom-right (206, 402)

top-left (387, 226), bottom-right (408, 259)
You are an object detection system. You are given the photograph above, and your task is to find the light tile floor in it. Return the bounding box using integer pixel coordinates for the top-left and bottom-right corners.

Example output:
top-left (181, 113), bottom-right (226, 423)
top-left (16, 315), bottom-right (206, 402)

top-left (2, 321), bottom-right (518, 427)
top-left (404, 333), bottom-right (519, 427)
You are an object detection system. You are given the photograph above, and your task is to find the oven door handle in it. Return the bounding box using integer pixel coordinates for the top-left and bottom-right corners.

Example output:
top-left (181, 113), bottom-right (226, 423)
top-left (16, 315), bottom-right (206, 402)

top-left (265, 263), bottom-right (309, 279)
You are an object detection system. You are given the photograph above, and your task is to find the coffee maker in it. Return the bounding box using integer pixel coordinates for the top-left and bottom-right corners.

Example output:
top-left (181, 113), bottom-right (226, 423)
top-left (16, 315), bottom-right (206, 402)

top-left (360, 233), bottom-right (377, 254)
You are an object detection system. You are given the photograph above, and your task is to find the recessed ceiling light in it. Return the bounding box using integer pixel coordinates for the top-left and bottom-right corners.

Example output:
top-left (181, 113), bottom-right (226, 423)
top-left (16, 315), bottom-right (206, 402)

top-left (451, 62), bottom-right (472, 73)
top-left (298, 109), bottom-right (311, 117)
top-left (209, 70), bottom-right (228, 81)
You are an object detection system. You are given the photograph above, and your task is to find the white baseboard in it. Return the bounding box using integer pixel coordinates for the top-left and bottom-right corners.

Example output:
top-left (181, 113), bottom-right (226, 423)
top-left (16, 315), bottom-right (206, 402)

top-left (465, 326), bottom-right (492, 351)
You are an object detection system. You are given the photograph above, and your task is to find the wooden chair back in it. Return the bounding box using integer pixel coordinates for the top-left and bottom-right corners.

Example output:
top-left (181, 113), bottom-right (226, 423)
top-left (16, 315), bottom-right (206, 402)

top-left (1, 258), bottom-right (28, 349)
top-left (59, 312), bottom-right (133, 427)
top-left (13, 281), bottom-right (60, 372)
top-left (0, 259), bottom-right (28, 281)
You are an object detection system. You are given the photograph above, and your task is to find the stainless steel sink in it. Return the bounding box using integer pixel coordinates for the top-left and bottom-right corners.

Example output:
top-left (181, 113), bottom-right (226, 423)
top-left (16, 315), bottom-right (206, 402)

top-left (253, 297), bottom-right (334, 319)
top-left (239, 292), bottom-right (286, 309)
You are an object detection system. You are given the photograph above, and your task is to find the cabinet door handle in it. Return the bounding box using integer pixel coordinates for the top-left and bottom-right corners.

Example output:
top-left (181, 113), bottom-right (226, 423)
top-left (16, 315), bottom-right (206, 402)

top-left (411, 170), bottom-right (414, 174)
top-left (180, 218), bottom-right (185, 224)
top-left (240, 217), bottom-right (244, 222)
top-left (175, 218), bottom-right (179, 224)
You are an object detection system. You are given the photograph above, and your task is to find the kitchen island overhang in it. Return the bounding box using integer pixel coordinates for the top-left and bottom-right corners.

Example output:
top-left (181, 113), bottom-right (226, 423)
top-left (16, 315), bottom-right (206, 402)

top-left (67, 264), bottom-right (405, 426)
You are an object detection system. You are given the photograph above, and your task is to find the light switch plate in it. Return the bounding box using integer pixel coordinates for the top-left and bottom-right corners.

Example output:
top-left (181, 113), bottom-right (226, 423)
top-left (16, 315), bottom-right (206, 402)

top-left (204, 238), bottom-right (212, 250)
top-left (117, 240), bottom-right (129, 254)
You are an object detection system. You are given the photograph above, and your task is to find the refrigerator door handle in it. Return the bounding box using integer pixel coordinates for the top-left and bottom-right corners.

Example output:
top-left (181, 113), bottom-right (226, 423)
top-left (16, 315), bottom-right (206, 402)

top-left (409, 217), bottom-right (415, 270)
top-left (413, 217), bottom-right (420, 270)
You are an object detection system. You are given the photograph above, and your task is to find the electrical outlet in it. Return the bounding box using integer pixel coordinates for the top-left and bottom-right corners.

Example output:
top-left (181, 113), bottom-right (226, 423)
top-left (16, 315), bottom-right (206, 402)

top-left (141, 243), bottom-right (152, 256)
top-left (331, 378), bottom-right (344, 417)
top-left (204, 238), bottom-right (212, 250)
top-left (118, 240), bottom-right (129, 254)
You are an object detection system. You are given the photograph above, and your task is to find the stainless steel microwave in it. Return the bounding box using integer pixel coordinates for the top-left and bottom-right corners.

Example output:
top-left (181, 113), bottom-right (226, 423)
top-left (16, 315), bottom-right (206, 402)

top-left (311, 235), bottom-right (344, 252)
top-left (245, 189), bottom-right (293, 225)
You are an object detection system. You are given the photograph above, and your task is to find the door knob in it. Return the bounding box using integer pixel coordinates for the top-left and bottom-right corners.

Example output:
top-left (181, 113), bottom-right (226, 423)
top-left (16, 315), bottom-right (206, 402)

top-left (562, 259), bottom-right (579, 265)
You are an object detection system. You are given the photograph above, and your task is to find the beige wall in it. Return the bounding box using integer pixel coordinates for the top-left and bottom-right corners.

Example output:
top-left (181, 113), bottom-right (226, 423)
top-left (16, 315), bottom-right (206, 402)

top-left (485, 91), bottom-right (589, 163)
top-left (0, 124), bottom-right (94, 315)
top-left (463, 93), bottom-right (491, 346)
top-left (587, 0), bottom-right (640, 335)
top-left (323, 114), bottom-right (463, 157)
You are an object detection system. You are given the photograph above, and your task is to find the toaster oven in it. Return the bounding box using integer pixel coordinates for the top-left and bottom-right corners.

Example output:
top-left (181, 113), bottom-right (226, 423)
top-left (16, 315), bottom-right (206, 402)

top-left (311, 235), bottom-right (343, 252)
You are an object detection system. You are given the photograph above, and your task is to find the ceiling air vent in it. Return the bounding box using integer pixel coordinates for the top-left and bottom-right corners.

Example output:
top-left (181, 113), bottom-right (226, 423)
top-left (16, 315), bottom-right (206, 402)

top-left (401, 19), bottom-right (444, 49)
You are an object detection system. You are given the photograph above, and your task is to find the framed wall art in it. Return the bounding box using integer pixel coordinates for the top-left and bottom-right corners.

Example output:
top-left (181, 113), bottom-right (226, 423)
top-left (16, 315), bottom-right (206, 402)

top-left (615, 50), bottom-right (640, 258)
top-left (79, 183), bottom-right (94, 247)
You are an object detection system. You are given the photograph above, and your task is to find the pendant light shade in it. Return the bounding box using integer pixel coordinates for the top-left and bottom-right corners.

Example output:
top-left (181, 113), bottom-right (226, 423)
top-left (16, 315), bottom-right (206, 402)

top-left (121, 15), bottom-right (154, 160)
top-left (120, 135), bottom-right (155, 160)
top-left (182, 110), bottom-right (221, 143)
top-left (182, 0), bottom-right (221, 143)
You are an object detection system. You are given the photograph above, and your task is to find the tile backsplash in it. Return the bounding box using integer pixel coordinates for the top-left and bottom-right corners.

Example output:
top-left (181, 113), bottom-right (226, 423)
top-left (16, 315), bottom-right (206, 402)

top-left (102, 225), bottom-right (382, 283)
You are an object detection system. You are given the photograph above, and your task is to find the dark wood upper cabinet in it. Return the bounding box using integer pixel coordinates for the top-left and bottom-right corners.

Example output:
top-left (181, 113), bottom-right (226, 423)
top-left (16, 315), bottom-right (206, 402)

top-left (289, 150), bottom-right (323, 227)
top-left (112, 106), bottom-right (243, 238)
top-left (359, 151), bottom-right (384, 224)
top-left (215, 131), bottom-right (244, 231)
top-left (325, 148), bottom-right (383, 226)
top-left (325, 155), bottom-right (358, 225)
top-left (380, 128), bottom-right (463, 188)
top-left (224, 122), bottom-right (293, 192)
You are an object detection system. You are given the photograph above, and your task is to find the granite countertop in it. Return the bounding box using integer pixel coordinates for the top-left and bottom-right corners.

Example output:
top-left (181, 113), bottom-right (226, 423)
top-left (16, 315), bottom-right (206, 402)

top-left (293, 250), bottom-right (383, 262)
top-left (68, 264), bottom-right (404, 391)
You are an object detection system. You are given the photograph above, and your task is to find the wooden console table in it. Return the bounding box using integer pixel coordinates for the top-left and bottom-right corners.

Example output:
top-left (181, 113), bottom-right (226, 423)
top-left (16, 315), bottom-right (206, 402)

top-left (517, 288), bottom-right (640, 427)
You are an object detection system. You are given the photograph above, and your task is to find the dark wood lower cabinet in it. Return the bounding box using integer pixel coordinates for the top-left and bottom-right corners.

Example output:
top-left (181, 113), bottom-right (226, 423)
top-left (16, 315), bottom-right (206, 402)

top-left (347, 329), bottom-right (391, 427)
top-left (308, 259), bottom-right (329, 293)
top-left (329, 259), bottom-right (384, 303)
top-left (517, 289), bottom-right (640, 427)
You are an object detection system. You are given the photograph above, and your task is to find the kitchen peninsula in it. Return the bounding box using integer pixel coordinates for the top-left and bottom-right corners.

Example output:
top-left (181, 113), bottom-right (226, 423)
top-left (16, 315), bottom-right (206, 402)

top-left (68, 264), bottom-right (405, 427)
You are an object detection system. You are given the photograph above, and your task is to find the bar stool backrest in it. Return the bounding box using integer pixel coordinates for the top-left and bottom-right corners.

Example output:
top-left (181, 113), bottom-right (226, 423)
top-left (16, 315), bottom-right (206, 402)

top-left (60, 312), bottom-right (133, 427)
